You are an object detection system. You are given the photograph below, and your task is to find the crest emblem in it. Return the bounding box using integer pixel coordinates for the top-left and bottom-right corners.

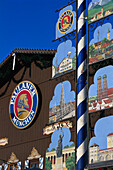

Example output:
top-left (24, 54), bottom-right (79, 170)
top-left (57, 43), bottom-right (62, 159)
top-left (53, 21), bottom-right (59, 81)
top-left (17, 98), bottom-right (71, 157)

top-left (9, 81), bottom-right (38, 129)
top-left (58, 10), bottom-right (74, 33)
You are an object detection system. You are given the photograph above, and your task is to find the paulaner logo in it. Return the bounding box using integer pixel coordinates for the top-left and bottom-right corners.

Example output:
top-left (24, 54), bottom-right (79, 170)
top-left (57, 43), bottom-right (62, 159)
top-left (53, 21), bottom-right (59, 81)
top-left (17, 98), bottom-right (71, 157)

top-left (9, 81), bottom-right (38, 129)
top-left (58, 10), bottom-right (74, 33)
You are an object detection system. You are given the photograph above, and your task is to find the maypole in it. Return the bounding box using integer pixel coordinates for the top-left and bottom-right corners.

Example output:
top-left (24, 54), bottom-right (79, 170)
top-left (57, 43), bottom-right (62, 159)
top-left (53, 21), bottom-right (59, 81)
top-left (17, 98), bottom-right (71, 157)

top-left (76, 0), bottom-right (88, 168)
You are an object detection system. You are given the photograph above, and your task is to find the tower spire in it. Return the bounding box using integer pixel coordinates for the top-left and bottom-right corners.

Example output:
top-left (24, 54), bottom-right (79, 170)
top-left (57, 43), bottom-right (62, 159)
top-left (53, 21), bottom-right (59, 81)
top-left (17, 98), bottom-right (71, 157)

top-left (60, 83), bottom-right (65, 108)
top-left (97, 76), bottom-right (103, 101)
top-left (103, 74), bottom-right (108, 99)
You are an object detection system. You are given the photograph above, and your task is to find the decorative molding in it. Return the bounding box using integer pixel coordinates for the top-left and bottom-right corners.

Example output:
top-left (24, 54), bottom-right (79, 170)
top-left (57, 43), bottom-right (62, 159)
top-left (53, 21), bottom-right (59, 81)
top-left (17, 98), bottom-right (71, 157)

top-left (27, 147), bottom-right (41, 160)
top-left (43, 120), bottom-right (73, 135)
top-left (0, 138), bottom-right (8, 146)
top-left (8, 152), bottom-right (19, 163)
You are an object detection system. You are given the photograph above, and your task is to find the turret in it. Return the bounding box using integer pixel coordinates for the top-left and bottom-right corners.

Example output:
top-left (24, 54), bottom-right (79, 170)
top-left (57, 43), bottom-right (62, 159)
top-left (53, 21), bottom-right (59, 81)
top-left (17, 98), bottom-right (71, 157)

top-left (90, 143), bottom-right (99, 163)
top-left (97, 76), bottom-right (103, 101)
top-left (107, 29), bottom-right (110, 41)
top-left (102, 74), bottom-right (108, 99)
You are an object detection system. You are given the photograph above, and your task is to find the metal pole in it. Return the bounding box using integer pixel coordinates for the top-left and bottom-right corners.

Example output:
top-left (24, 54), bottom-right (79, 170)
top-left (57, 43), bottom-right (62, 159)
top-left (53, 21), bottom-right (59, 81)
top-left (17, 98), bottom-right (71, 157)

top-left (76, 0), bottom-right (88, 168)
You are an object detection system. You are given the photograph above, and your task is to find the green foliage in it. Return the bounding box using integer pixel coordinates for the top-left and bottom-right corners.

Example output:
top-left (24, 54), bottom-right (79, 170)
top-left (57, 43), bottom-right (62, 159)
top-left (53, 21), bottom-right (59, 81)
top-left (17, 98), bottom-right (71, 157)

top-left (66, 153), bottom-right (75, 170)
top-left (51, 148), bottom-right (55, 151)
top-left (70, 143), bottom-right (75, 147)
top-left (45, 158), bottom-right (52, 170)
top-left (89, 45), bottom-right (95, 57)
top-left (88, 0), bottom-right (113, 22)
top-left (72, 55), bottom-right (76, 70)
top-left (101, 38), bottom-right (110, 45)
top-left (64, 145), bottom-right (69, 149)
top-left (46, 149), bottom-right (49, 152)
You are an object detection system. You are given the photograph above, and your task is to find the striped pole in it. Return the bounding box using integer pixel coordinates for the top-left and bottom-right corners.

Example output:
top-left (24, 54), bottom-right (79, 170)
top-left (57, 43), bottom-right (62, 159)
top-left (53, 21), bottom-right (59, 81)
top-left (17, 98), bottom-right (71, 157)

top-left (76, 0), bottom-right (88, 168)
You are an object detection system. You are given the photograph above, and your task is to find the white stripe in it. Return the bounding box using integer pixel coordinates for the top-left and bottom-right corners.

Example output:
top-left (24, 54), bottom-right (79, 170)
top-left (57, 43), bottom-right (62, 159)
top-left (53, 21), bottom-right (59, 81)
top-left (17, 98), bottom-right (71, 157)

top-left (77, 85), bottom-right (87, 107)
top-left (78, 0), bottom-right (84, 9)
top-left (17, 162), bottom-right (21, 170)
top-left (77, 111), bottom-right (87, 134)
top-left (78, 35), bottom-right (86, 55)
top-left (25, 160), bottom-right (29, 168)
top-left (77, 59), bottom-right (86, 79)
top-left (39, 157), bottom-right (43, 169)
top-left (77, 137), bottom-right (87, 162)
top-left (78, 10), bottom-right (86, 32)
top-left (4, 164), bottom-right (8, 170)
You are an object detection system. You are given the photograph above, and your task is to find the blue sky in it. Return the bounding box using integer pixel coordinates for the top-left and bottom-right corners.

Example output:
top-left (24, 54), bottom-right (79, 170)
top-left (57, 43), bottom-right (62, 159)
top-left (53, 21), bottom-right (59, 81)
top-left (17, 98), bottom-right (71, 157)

top-left (89, 23), bottom-right (113, 45)
top-left (89, 65), bottom-right (113, 97)
top-left (89, 116), bottom-right (113, 150)
top-left (0, 0), bottom-right (72, 63)
top-left (47, 127), bottom-right (74, 151)
top-left (49, 81), bottom-right (75, 108)
top-left (53, 40), bottom-right (76, 66)
top-left (89, 14), bottom-right (113, 44)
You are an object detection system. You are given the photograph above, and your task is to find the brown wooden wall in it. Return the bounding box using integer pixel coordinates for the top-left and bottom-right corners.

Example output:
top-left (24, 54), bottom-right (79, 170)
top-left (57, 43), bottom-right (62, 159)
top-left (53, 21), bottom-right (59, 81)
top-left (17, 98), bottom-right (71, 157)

top-left (0, 56), bottom-right (75, 167)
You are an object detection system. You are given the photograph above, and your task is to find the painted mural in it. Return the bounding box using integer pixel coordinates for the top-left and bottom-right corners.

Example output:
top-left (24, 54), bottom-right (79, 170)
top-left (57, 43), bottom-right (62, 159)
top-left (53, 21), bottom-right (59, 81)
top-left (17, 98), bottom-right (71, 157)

top-left (45, 127), bottom-right (75, 170)
top-left (89, 15), bottom-right (113, 64)
top-left (52, 4), bottom-right (76, 78)
top-left (52, 40), bottom-right (76, 77)
top-left (49, 81), bottom-right (75, 124)
top-left (89, 116), bottom-right (113, 165)
top-left (88, 0), bottom-right (113, 23)
top-left (89, 66), bottom-right (113, 112)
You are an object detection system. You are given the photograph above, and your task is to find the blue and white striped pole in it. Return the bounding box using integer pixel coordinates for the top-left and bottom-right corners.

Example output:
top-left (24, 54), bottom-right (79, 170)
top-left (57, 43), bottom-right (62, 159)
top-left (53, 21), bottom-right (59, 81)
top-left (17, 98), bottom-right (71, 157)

top-left (76, 0), bottom-right (88, 168)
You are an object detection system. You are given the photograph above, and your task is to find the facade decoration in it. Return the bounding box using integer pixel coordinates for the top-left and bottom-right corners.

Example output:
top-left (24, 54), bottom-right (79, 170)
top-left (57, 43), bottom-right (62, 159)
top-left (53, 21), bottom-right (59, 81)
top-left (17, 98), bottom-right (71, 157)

top-left (45, 127), bottom-right (75, 170)
top-left (89, 20), bottom-right (113, 64)
top-left (89, 115), bottom-right (113, 166)
top-left (52, 41), bottom-right (76, 78)
top-left (90, 133), bottom-right (113, 163)
top-left (58, 10), bottom-right (74, 33)
top-left (9, 81), bottom-right (39, 129)
top-left (89, 66), bottom-right (113, 112)
top-left (49, 81), bottom-right (75, 123)
top-left (0, 138), bottom-right (8, 146)
top-left (27, 147), bottom-right (41, 160)
top-left (8, 152), bottom-right (19, 163)
top-left (56, 5), bottom-right (76, 39)
top-left (52, 4), bottom-right (76, 78)
top-left (43, 121), bottom-right (72, 135)
top-left (88, 0), bottom-right (113, 23)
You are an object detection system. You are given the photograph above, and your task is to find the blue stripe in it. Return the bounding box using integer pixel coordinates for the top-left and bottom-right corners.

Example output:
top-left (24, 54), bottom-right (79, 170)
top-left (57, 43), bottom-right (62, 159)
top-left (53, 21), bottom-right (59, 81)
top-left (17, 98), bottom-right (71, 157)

top-left (77, 151), bottom-right (88, 170)
top-left (77, 46), bottom-right (86, 67)
top-left (77, 72), bottom-right (87, 94)
top-left (77, 99), bottom-right (87, 120)
top-left (77, 123), bottom-right (87, 147)
top-left (77, 1), bottom-right (86, 19)
top-left (77, 24), bottom-right (86, 42)
top-left (77, 0), bottom-right (87, 167)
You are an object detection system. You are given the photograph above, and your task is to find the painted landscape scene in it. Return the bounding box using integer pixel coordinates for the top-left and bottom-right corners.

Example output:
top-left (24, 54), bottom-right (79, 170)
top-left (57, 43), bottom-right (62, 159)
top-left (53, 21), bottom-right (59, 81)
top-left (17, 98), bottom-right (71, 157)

top-left (49, 81), bottom-right (75, 124)
top-left (89, 116), bottom-right (113, 164)
top-left (88, 0), bottom-right (113, 23)
top-left (89, 22), bottom-right (113, 64)
top-left (52, 40), bottom-right (76, 78)
top-left (89, 66), bottom-right (113, 112)
top-left (45, 128), bottom-right (75, 170)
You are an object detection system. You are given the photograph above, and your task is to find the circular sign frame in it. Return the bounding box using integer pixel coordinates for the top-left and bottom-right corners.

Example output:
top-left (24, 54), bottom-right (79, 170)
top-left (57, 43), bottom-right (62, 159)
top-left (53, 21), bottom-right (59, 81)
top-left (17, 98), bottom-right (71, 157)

top-left (9, 81), bottom-right (38, 129)
top-left (58, 10), bottom-right (74, 33)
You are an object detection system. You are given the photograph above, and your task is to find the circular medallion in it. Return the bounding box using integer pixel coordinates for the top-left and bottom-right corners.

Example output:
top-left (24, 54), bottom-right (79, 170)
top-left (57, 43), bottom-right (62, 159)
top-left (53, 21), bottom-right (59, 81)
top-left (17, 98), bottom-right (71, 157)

top-left (58, 10), bottom-right (74, 33)
top-left (9, 81), bottom-right (38, 129)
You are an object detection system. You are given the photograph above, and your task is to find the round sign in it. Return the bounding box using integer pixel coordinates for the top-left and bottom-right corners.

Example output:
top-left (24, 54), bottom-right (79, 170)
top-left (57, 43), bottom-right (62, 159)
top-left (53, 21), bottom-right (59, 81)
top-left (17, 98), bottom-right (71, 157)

top-left (9, 81), bottom-right (38, 129)
top-left (58, 10), bottom-right (74, 33)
